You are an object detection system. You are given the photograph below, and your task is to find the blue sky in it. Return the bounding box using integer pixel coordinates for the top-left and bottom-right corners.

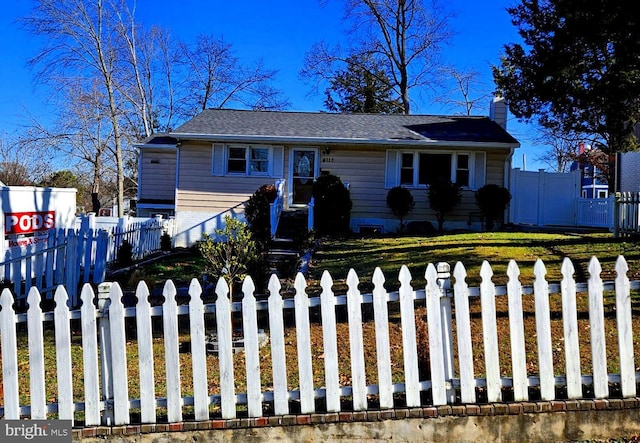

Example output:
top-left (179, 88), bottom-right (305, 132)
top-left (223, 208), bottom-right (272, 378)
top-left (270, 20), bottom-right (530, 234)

top-left (0, 0), bottom-right (541, 169)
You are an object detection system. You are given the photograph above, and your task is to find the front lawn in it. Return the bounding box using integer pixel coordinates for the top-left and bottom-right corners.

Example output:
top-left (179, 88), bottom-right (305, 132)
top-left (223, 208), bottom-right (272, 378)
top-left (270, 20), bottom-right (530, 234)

top-left (306, 231), bottom-right (640, 294)
top-left (114, 232), bottom-right (640, 294)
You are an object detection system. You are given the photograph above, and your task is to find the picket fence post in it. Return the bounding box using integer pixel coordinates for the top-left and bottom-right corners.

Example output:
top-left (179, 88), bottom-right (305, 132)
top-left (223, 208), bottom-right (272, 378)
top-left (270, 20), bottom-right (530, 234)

top-left (189, 278), bottom-right (209, 421)
top-left (398, 265), bottom-right (420, 407)
top-left (347, 269), bottom-right (367, 410)
top-left (588, 257), bottom-right (609, 399)
top-left (216, 277), bottom-right (236, 419)
top-left (320, 270), bottom-right (340, 412)
top-left (507, 261), bottom-right (528, 402)
top-left (163, 280), bottom-right (182, 423)
top-left (0, 288), bottom-right (20, 419)
top-left (81, 284), bottom-right (101, 426)
top-left (97, 282), bottom-right (115, 425)
top-left (27, 287), bottom-right (46, 419)
top-left (109, 283), bottom-right (130, 425)
top-left (54, 285), bottom-right (74, 422)
top-left (561, 258), bottom-right (582, 399)
top-left (453, 262), bottom-right (475, 404)
top-left (534, 259), bottom-right (555, 400)
top-left (615, 256), bottom-right (636, 397)
top-left (294, 272), bottom-right (315, 414)
top-left (135, 281), bottom-right (157, 423)
top-left (426, 263), bottom-right (447, 406)
top-left (372, 268), bottom-right (393, 409)
top-left (480, 261), bottom-right (501, 402)
top-left (242, 277), bottom-right (263, 418)
top-left (267, 275), bottom-right (289, 415)
top-left (435, 262), bottom-right (456, 404)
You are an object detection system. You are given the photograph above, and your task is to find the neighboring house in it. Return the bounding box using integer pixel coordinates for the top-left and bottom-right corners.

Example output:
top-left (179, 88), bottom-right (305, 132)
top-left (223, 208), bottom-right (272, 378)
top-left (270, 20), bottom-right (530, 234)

top-left (569, 143), bottom-right (609, 198)
top-left (570, 161), bottom-right (609, 199)
top-left (136, 97), bottom-right (519, 247)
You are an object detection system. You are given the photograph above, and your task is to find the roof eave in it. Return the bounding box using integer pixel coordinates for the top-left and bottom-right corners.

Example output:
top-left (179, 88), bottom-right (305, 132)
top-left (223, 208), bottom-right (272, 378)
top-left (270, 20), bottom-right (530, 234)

top-left (169, 132), bottom-right (519, 149)
top-left (135, 143), bottom-right (178, 150)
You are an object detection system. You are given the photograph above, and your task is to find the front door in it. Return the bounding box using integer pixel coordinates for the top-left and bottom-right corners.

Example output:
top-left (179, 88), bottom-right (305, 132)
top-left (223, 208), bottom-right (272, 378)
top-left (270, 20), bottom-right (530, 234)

top-left (290, 148), bottom-right (318, 206)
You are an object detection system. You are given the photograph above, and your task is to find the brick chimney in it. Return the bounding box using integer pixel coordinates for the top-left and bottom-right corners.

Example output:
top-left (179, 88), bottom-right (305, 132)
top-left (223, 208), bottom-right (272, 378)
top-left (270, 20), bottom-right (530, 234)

top-left (490, 95), bottom-right (507, 129)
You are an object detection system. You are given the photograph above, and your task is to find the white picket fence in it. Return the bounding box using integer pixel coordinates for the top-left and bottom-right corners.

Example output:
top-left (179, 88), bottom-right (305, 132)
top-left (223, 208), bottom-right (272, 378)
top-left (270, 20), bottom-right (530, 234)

top-left (615, 192), bottom-right (640, 237)
top-left (0, 228), bottom-right (109, 307)
top-left (0, 256), bottom-right (638, 426)
top-left (0, 216), bottom-right (172, 307)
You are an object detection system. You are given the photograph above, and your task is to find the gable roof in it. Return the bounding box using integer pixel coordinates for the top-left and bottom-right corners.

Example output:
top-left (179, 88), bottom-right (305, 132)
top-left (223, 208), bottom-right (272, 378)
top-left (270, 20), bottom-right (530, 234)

top-left (167, 109), bottom-right (519, 147)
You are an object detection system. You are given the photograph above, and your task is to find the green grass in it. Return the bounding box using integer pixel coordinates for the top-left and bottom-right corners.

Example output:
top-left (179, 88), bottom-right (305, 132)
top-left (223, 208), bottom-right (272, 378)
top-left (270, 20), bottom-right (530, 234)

top-left (306, 232), bottom-right (640, 293)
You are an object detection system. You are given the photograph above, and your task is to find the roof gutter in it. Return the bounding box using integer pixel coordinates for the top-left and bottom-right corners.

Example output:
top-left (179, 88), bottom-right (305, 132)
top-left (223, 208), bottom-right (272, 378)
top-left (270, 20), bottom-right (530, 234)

top-left (168, 132), bottom-right (520, 149)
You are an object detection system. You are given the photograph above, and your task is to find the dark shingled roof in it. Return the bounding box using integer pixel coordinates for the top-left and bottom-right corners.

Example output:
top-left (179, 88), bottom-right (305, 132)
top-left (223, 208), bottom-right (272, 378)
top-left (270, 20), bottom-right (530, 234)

top-left (170, 109), bottom-right (519, 145)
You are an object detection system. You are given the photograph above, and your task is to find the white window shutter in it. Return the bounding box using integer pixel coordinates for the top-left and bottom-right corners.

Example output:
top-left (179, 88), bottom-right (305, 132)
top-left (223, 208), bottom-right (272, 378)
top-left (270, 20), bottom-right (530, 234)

top-left (271, 146), bottom-right (284, 178)
top-left (473, 152), bottom-right (486, 190)
top-left (212, 144), bottom-right (225, 176)
top-left (385, 150), bottom-right (399, 188)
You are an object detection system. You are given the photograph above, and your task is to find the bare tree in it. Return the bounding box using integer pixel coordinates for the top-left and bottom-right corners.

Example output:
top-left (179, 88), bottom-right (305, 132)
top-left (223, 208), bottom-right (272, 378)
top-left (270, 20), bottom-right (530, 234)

top-left (302, 0), bottom-right (454, 114)
top-left (0, 134), bottom-right (52, 186)
top-left (435, 66), bottom-right (490, 115)
top-left (534, 124), bottom-right (584, 172)
top-left (179, 34), bottom-right (290, 113)
top-left (23, 0), bottom-right (130, 216)
top-left (25, 81), bottom-right (115, 212)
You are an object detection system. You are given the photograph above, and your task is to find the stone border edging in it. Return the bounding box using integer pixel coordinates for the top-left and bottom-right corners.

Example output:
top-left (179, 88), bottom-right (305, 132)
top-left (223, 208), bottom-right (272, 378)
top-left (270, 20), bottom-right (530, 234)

top-left (72, 397), bottom-right (640, 440)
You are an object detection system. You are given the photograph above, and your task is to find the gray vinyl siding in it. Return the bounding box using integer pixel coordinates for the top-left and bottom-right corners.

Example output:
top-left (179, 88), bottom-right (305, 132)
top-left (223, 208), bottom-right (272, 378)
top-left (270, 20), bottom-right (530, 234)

top-left (139, 149), bottom-right (177, 201)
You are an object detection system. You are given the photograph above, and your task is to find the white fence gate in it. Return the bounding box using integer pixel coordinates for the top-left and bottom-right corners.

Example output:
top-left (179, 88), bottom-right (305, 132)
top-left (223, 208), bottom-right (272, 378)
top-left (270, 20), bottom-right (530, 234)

top-left (509, 169), bottom-right (581, 226)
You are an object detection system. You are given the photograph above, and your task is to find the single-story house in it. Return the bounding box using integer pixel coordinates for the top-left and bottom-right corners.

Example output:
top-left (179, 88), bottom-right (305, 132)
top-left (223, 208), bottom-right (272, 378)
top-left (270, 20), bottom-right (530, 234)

top-left (136, 97), bottom-right (519, 247)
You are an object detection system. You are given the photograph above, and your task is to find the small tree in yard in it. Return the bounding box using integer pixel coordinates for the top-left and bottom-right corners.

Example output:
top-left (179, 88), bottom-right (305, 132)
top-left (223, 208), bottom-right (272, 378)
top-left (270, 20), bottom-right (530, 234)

top-left (197, 215), bottom-right (259, 296)
top-left (427, 181), bottom-right (462, 232)
top-left (386, 186), bottom-right (415, 233)
top-left (475, 184), bottom-right (512, 231)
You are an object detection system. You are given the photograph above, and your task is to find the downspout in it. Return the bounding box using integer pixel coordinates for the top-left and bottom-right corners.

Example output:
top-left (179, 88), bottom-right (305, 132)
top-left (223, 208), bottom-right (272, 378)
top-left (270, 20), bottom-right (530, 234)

top-left (174, 142), bottom-right (181, 215)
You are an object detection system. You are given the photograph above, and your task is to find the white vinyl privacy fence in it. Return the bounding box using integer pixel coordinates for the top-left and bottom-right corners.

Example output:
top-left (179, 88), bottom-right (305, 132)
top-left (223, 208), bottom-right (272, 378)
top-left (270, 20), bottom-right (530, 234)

top-left (0, 256), bottom-right (638, 426)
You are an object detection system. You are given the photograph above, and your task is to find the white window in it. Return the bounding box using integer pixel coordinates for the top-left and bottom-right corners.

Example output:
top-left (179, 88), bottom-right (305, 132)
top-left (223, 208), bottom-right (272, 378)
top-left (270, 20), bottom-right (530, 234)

top-left (211, 144), bottom-right (285, 177)
top-left (226, 145), bottom-right (270, 175)
top-left (597, 189), bottom-right (608, 198)
top-left (397, 152), bottom-right (474, 187)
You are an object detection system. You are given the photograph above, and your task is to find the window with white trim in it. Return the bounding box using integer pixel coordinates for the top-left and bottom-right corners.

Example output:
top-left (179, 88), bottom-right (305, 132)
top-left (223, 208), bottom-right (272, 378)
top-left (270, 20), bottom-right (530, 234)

top-left (226, 145), bottom-right (270, 175)
top-left (212, 143), bottom-right (284, 178)
top-left (399, 152), bottom-right (473, 187)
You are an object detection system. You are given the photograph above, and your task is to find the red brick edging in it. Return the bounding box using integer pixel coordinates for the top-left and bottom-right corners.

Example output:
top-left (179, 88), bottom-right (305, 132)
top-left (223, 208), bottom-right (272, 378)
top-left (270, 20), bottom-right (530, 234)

top-left (72, 398), bottom-right (640, 440)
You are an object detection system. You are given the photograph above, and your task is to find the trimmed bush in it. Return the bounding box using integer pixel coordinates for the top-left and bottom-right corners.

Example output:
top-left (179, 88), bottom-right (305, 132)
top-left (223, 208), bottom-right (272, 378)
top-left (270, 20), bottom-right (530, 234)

top-left (427, 181), bottom-right (462, 232)
top-left (475, 184), bottom-right (512, 230)
top-left (245, 184), bottom-right (278, 249)
top-left (312, 174), bottom-right (352, 235)
top-left (386, 186), bottom-right (415, 233)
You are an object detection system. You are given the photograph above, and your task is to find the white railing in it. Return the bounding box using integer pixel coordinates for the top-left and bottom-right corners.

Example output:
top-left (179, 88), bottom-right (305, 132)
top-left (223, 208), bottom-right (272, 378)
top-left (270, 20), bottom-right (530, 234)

top-left (0, 256), bottom-right (638, 426)
top-left (577, 197), bottom-right (613, 228)
top-left (615, 192), bottom-right (640, 237)
top-left (78, 213), bottom-right (174, 263)
top-left (269, 179), bottom-right (286, 238)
